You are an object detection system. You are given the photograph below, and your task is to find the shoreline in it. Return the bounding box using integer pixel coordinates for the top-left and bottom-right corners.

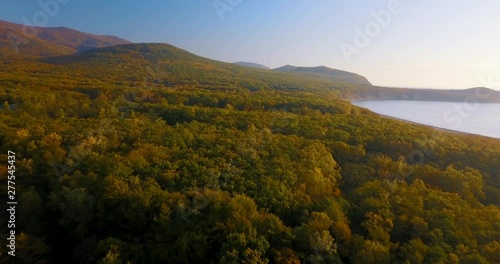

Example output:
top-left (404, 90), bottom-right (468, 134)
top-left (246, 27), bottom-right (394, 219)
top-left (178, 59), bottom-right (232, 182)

top-left (350, 101), bottom-right (500, 140)
top-left (350, 98), bottom-right (500, 104)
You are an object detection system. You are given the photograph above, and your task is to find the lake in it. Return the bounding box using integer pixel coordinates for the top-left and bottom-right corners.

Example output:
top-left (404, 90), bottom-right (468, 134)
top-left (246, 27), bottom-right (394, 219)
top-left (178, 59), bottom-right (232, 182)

top-left (352, 100), bottom-right (500, 139)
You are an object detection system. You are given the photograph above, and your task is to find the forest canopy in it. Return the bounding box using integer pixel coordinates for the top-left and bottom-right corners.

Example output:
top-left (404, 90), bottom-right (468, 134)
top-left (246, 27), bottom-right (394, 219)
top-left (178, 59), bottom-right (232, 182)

top-left (0, 43), bottom-right (499, 263)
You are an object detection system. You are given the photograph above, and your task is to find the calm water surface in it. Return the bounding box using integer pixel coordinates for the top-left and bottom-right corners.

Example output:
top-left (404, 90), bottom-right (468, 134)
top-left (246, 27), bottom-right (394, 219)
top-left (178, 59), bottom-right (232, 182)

top-left (352, 100), bottom-right (500, 139)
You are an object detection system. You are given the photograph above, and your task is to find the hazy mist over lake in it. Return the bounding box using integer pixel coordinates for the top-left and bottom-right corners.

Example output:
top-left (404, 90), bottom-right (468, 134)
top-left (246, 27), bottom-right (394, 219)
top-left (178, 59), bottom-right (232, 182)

top-left (353, 100), bottom-right (500, 139)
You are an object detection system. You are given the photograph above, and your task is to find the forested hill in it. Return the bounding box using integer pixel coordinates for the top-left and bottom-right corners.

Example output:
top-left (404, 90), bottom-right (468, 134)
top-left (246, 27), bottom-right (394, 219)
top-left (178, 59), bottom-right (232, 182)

top-left (273, 65), bottom-right (373, 86)
top-left (38, 43), bottom-right (372, 94)
top-left (233, 61), bottom-right (270, 70)
top-left (2, 16), bottom-right (496, 103)
top-left (0, 20), bottom-right (131, 58)
top-left (375, 87), bottom-right (500, 103)
top-left (0, 39), bottom-right (500, 263)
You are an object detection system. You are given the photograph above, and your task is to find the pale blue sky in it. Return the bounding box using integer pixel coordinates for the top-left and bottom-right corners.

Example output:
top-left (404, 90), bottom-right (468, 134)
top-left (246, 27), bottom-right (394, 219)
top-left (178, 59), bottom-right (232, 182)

top-left (2, 0), bottom-right (500, 89)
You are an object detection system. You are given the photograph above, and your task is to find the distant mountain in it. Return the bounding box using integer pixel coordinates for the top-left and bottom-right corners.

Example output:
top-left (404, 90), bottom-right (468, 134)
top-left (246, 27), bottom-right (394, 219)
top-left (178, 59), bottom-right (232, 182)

top-left (233, 61), bottom-right (270, 70)
top-left (41, 43), bottom-right (378, 95)
top-left (0, 20), bottom-right (131, 58)
top-left (406, 87), bottom-right (500, 103)
top-left (48, 42), bottom-right (203, 63)
top-left (359, 87), bottom-right (500, 104)
top-left (273, 65), bottom-right (372, 86)
top-left (38, 42), bottom-right (500, 103)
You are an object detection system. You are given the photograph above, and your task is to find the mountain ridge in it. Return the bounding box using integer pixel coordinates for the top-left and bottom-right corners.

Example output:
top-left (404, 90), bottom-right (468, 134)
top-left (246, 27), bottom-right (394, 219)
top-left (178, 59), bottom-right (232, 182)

top-left (273, 64), bottom-right (373, 86)
top-left (1, 20), bottom-right (498, 102)
top-left (233, 61), bottom-right (270, 70)
top-left (366, 86), bottom-right (500, 103)
top-left (0, 19), bottom-right (131, 57)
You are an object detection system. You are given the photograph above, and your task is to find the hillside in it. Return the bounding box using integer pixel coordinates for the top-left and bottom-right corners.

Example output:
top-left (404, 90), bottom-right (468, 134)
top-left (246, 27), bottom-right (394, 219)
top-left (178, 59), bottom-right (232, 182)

top-left (0, 37), bottom-right (499, 263)
top-left (233, 61), bottom-right (270, 69)
top-left (2, 18), bottom-right (495, 103)
top-left (40, 43), bottom-right (369, 94)
top-left (382, 87), bottom-right (500, 103)
top-left (274, 65), bottom-right (373, 86)
top-left (0, 20), bottom-right (131, 57)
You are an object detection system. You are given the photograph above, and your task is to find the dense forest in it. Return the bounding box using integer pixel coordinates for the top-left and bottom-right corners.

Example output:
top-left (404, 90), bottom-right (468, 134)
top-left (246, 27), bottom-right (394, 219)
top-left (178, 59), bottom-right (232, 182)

top-left (0, 43), bottom-right (499, 263)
